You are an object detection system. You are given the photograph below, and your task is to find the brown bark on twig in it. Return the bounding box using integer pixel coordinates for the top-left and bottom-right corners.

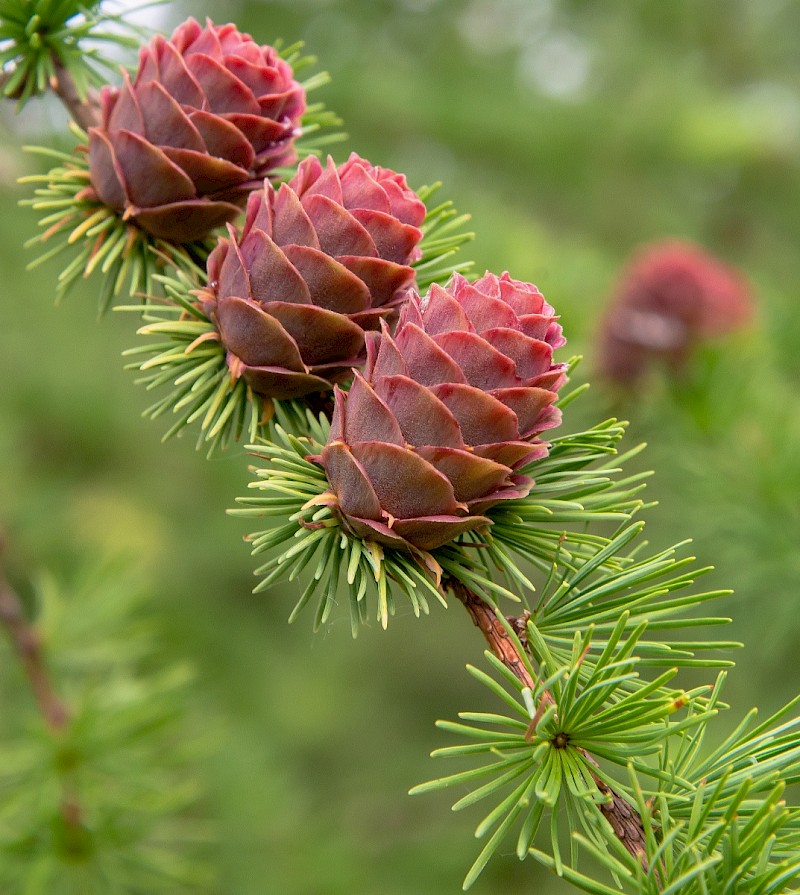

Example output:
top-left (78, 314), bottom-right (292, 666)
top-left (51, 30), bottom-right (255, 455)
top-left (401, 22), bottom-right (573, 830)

top-left (0, 570), bottom-right (70, 731)
top-left (451, 578), bottom-right (534, 687)
top-left (0, 539), bottom-right (85, 834)
top-left (447, 575), bottom-right (648, 867)
top-left (1, 60), bottom-right (98, 127)
top-left (48, 61), bottom-right (100, 131)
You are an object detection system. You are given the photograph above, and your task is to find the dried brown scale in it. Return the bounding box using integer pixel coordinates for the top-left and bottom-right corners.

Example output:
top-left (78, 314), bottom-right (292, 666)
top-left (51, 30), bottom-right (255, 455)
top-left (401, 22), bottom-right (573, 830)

top-left (449, 577), bottom-right (535, 687)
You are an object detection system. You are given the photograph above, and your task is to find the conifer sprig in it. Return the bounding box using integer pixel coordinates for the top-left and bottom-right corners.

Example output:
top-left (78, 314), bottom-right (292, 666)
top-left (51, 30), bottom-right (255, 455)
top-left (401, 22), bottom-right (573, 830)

top-left (410, 615), bottom-right (714, 889)
top-left (414, 183), bottom-right (475, 288)
top-left (0, 0), bottom-right (145, 109)
top-left (0, 561), bottom-right (212, 894)
top-left (531, 759), bottom-right (800, 894)
top-left (660, 681), bottom-right (800, 837)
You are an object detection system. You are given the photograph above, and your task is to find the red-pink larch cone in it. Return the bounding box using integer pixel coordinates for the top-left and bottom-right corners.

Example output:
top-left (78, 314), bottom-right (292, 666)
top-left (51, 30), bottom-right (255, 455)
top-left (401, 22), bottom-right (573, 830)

top-left (316, 272), bottom-right (568, 552)
top-left (202, 153), bottom-right (426, 400)
top-left (87, 17), bottom-right (306, 243)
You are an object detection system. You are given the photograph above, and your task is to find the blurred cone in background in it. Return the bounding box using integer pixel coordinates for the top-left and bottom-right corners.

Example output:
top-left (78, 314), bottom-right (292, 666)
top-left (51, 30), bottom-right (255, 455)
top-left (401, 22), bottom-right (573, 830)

top-left (596, 240), bottom-right (754, 385)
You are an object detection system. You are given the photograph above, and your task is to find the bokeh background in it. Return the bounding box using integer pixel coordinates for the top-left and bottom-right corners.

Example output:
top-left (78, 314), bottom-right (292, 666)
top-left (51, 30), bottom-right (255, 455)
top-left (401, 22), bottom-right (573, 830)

top-left (2, 1), bottom-right (800, 892)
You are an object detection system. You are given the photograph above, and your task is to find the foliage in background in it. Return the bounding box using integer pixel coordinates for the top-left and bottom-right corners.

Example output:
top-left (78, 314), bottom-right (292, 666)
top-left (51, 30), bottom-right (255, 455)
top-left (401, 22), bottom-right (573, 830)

top-left (0, 563), bottom-right (212, 894)
top-left (1, 3), bottom-right (797, 888)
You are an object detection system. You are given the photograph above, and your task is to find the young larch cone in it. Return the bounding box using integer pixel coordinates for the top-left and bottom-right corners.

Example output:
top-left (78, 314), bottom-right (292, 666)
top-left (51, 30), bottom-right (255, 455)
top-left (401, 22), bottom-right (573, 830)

top-left (598, 240), bottom-right (753, 384)
top-left (87, 17), bottom-right (306, 243)
top-left (202, 154), bottom-right (426, 400)
top-left (315, 272), bottom-right (568, 552)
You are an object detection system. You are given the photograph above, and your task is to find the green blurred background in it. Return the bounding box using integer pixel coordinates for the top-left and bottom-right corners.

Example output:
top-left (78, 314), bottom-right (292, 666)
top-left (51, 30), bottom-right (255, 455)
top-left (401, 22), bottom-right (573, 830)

top-left (2, 0), bottom-right (800, 892)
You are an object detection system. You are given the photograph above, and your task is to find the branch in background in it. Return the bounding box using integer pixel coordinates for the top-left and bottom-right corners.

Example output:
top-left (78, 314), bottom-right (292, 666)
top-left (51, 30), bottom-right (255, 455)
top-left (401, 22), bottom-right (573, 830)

top-left (0, 548), bottom-right (212, 889)
top-left (446, 575), bottom-right (648, 867)
top-left (0, 538), bottom-right (86, 838)
top-left (0, 553), bottom-right (69, 731)
top-left (49, 60), bottom-right (100, 130)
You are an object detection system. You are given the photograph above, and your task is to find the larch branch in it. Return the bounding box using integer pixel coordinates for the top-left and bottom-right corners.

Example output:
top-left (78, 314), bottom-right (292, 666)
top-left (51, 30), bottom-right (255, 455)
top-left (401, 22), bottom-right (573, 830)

top-left (446, 575), bottom-right (648, 868)
top-left (0, 570), bottom-right (70, 731)
top-left (0, 538), bottom-right (86, 834)
top-left (49, 61), bottom-right (100, 131)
